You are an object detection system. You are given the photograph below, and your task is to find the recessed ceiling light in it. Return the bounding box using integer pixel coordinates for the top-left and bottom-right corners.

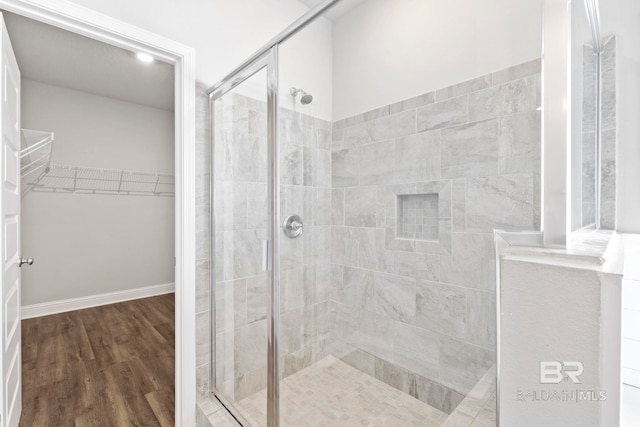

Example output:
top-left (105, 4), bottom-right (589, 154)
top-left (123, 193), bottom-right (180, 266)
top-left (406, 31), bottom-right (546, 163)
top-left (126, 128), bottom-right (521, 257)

top-left (136, 52), bottom-right (154, 63)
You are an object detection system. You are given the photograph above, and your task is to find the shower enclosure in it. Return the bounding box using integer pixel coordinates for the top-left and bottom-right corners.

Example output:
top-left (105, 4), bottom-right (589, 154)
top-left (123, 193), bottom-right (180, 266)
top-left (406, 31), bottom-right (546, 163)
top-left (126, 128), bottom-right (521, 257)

top-left (205, 0), bottom-right (543, 425)
top-left (571, 0), bottom-right (617, 232)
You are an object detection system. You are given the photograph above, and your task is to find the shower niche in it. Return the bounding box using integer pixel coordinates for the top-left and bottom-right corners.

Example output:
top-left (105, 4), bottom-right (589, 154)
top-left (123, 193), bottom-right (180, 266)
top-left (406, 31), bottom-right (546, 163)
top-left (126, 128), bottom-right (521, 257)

top-left (397, 193), bottom-right (439, 241)
top-left (386, 181), bottom-right (452, 255)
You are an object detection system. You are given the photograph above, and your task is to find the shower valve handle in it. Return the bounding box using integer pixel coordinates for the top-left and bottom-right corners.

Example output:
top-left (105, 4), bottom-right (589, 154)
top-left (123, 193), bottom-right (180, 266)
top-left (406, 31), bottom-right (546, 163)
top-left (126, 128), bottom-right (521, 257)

top-left (282, 214), bottom-right (303, 238)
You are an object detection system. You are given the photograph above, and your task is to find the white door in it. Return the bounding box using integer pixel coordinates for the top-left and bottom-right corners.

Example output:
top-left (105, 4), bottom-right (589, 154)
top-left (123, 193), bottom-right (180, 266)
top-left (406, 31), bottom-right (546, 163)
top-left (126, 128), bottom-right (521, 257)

top-left (0, 13), bottom-right (21, 427)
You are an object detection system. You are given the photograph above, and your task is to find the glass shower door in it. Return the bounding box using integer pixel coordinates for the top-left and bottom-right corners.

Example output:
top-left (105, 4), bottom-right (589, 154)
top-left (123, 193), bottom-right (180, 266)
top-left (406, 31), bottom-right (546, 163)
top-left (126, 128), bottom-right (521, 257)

top-left (211, 63), bottom-right (270, 426)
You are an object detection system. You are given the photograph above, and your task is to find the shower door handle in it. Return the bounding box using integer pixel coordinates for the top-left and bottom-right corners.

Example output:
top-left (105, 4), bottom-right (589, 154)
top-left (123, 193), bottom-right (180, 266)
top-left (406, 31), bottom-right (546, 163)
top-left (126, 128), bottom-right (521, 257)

top-left (262, 240), bottom-right (271, 271)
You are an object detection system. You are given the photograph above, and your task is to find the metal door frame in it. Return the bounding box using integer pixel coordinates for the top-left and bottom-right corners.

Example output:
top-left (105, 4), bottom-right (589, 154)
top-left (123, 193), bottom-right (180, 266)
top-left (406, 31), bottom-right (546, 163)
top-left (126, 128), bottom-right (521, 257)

top-left (208, 49), bottom-right (278, 427)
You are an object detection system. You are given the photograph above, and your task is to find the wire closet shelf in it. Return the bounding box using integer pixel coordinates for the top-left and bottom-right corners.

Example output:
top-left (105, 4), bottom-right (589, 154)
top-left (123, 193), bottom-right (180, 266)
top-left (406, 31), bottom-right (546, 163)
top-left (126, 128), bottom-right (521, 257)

top-left (21, 129), bottom-right (54, 198)
top-left (33, 165), bottom-right (175, 197)
top-left (20, 129), bottom-right (175, 198)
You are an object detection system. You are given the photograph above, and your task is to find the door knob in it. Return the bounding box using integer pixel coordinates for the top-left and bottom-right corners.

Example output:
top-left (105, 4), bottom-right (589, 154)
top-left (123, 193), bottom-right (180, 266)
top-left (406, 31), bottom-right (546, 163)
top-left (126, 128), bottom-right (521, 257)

top-left (18, 257), bottom-right (34, 267)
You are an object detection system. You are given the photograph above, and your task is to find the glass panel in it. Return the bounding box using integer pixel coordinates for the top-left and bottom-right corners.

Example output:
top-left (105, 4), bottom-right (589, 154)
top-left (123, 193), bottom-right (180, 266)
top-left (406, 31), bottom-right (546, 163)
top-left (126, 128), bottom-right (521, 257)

top-left (212, 66), bottom-right (269, 426)
top-left (570, 0), bottom-right (600, 230)
top-left (276, 0), bottom-right (543, 426)
top-left (570, 0), bottom-right (616, 231)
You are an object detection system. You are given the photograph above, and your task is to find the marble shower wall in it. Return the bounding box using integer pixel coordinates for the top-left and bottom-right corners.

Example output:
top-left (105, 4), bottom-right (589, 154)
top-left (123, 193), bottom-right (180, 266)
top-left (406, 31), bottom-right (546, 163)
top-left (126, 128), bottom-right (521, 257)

top-left (198, 59), bottom-right (542, 413)
top-left (580, 36), bottom-right (617, 230)
top-left (211, 91), bottom-right (333, 402)
top-left (278, 107), bottom-right (334, 380)
top-left (211, 91), bottom-right (268, 403)
top-left (581, 43), bottom-right (598, 227)
top-left (600, 36), bottom-right (616, 229)
top-left (328, 60), bottom-right (542, 402)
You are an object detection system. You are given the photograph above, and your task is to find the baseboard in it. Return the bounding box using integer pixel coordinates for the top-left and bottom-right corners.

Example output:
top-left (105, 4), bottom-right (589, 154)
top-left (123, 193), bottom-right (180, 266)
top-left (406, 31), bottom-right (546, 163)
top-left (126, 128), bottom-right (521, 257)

top-left (21, 282), bottom-right (175, 319)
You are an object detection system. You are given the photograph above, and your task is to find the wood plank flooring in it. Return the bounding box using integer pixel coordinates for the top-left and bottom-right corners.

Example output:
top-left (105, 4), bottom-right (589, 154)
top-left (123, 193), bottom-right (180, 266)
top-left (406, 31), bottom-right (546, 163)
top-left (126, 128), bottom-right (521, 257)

top-left (20, 293), bottom-right (175, 427)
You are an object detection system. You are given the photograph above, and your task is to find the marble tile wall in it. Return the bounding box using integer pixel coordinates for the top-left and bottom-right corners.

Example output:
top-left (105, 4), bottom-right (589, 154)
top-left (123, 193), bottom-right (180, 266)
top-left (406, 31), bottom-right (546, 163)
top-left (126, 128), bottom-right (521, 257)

top-left (198, 59), bottom-right (542, 420)
top-left (328, 60), bottom-right (542, 401)
top-left (212, 92), bottom-right (269, 402)
top-left (441, 364), bottom-right (497, 426)
top-left (210, 92), bottom-right (333, 403)
top-left (581, 43), bottom-right (598, 227)
top-left (600, 36), bottom-right (616, 229)
top-left (278, 106), bottom-right (334, 380)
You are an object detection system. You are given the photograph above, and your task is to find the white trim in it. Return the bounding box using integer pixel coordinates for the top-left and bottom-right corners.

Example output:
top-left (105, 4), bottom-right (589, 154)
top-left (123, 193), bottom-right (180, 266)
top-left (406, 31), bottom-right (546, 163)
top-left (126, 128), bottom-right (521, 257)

top-left (0, 1), bottom-right (197, 425)
top-left (542, 0), bottom-right (571, 248)
top-left (21, 283), bottom-right (176, 319)
top-left (494, 230), bottom-right (543, 427)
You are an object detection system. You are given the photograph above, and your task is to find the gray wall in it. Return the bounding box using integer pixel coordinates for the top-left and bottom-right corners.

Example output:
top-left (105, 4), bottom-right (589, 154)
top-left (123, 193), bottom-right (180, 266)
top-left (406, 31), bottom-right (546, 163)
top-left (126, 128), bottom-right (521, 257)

top-left (21, 79), bottom-right (174, 305)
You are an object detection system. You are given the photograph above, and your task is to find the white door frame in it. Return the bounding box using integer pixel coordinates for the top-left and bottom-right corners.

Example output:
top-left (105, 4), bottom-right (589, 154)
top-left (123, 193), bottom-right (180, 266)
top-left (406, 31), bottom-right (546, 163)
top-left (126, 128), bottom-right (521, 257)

top-left (0, 0), bottom-right (197, 425)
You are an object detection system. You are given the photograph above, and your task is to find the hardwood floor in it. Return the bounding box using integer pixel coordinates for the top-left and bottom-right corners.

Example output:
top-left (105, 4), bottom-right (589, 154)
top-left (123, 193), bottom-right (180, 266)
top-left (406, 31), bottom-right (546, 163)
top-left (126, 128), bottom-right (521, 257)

top-left (20, 293), bottom-right (175, 427)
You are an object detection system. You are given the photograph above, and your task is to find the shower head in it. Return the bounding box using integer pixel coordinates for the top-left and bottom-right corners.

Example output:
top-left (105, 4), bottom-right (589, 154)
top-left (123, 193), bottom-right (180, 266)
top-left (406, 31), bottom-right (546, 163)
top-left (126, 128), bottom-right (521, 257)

top-left (290, 87), bottom-right (313, 105)
top-left (300, 93), bottom-right (313, 105)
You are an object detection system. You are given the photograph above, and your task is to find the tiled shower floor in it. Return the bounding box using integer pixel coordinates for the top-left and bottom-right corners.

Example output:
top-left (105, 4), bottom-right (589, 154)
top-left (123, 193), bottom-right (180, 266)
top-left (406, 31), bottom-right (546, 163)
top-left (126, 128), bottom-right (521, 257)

top-left (236, 355), bottom-right (448, 427)
top-left (198, 357), bottom-right (496, 427)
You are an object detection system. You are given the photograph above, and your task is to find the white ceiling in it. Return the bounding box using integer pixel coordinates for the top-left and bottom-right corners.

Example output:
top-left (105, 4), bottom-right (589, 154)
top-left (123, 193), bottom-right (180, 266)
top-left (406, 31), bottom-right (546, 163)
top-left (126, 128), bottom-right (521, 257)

top-left (297, 0), bottom-right (370, 21)
top-left (4, 12), bottom-right (174, 111)
top-left (297, 0), bottom-right (325, 9)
